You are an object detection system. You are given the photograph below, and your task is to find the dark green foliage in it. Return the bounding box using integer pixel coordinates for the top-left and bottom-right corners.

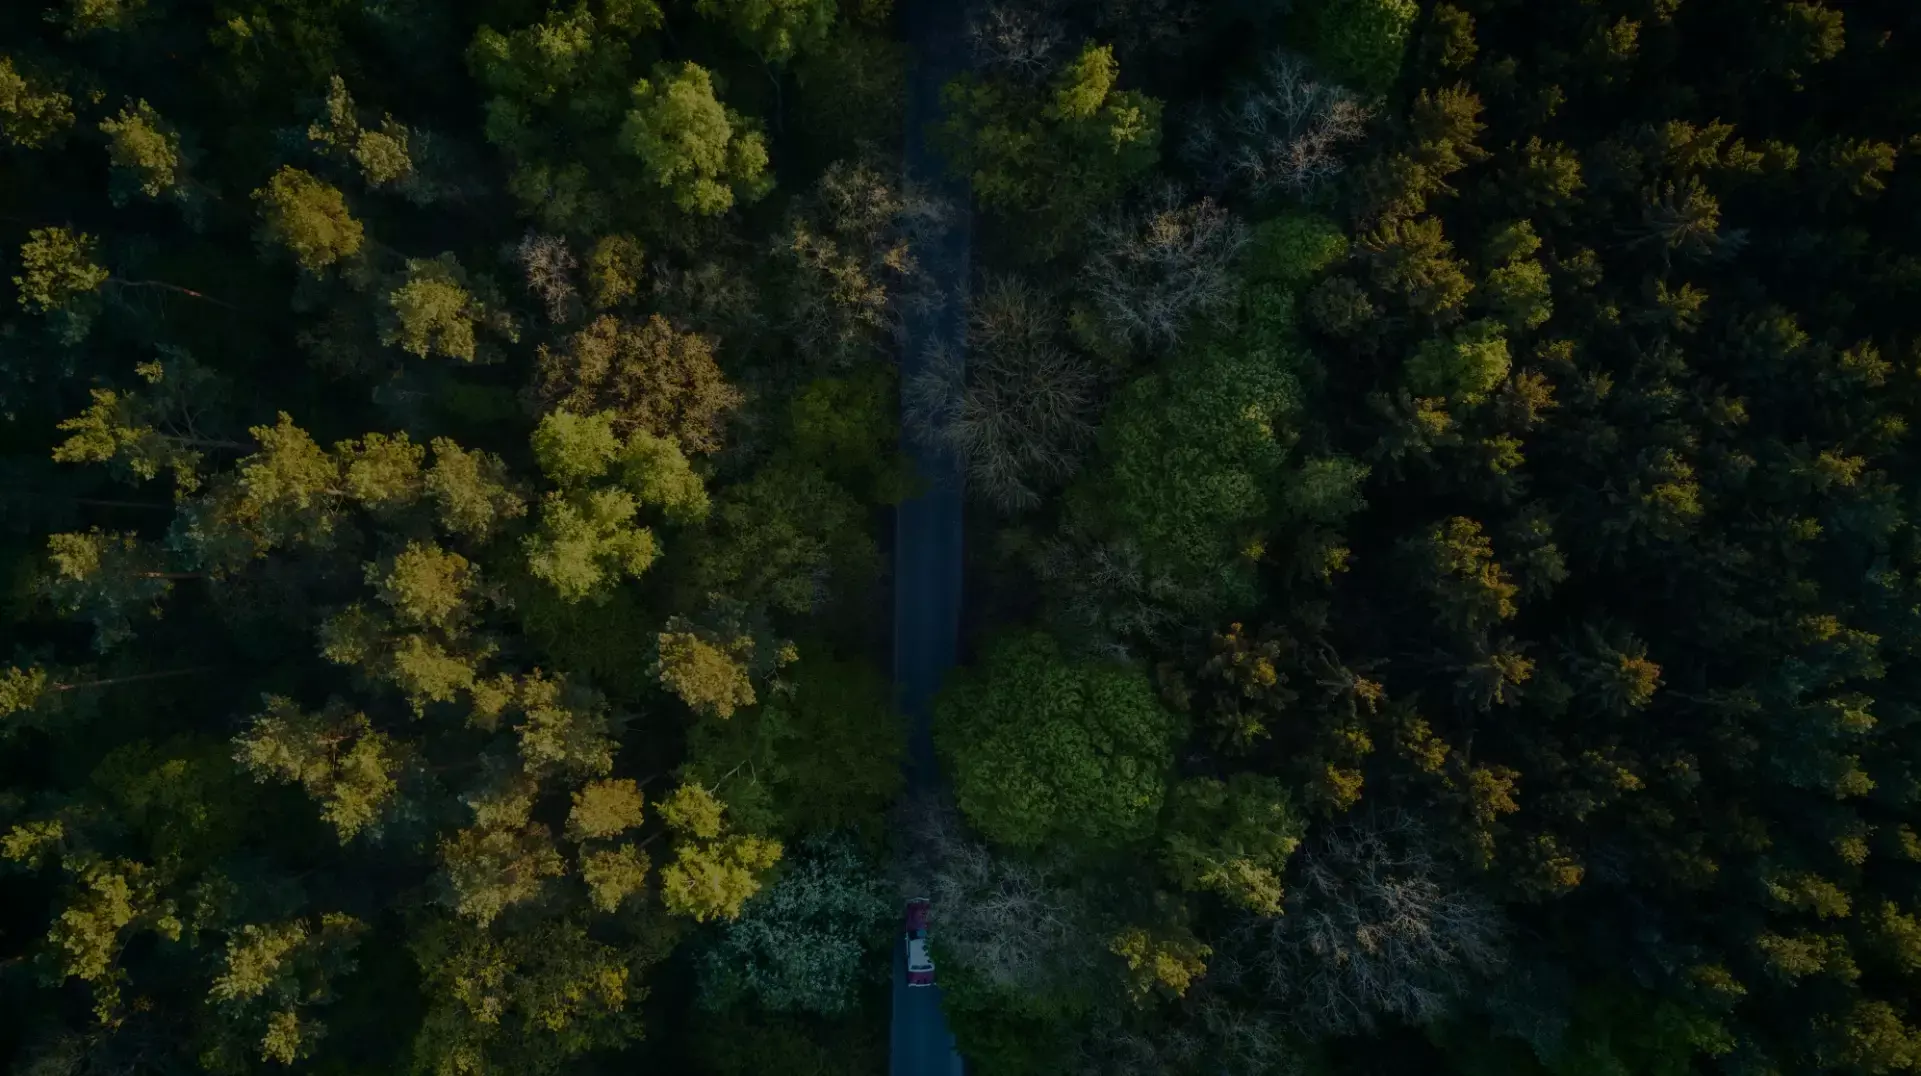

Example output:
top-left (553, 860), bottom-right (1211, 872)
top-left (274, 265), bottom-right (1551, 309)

top-left (8, 0), bottom-right (1921, 1073)
top-left (934, 631), bottom-right (1180, 849)
top-left (695, 834), bottom-right (891, 1014)
top-left (685, 653), bottom-right (903, 836)
top-left (1307, 0), bottom-right (1418, 96)
top-left (933, 0), bottom-right (1921, 1072)
top-left (939, 43), bottom-right (1162, 255)
top-left (0, 4), bottom-right (912, 1071)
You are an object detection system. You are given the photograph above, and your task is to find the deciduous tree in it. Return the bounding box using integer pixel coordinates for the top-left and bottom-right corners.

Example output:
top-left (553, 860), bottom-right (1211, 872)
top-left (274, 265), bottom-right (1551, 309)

top-left (695, 0), bottom-right (837, 63)
top-left (531, 314), bottom-right (741, 454)
top-left (696, 835), bottom-right (890, 1013)
top-left (37, 529), bottom-right (183, 652)
top-left (1083, 190), bottom-right (1246, 352)
top-left (618, 62), bottom-right (772, 215)
top-left (1183, 51), bottom-right (1370, 199)
top-left (940, 43), bottom-right (1162, 253)
top-left (98, 100), bottom-right (185, 205)
top-left (934, 630), bottom-right (1179, 849)
top-left (252, 166), bottom-right (364, 273)
top-left (1159, 774), bottom-right (1305, 915)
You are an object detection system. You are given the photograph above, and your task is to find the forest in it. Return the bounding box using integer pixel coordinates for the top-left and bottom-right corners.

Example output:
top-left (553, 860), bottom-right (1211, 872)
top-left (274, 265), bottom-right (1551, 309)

top-left (2, 0), bottom-right (1920, 1073)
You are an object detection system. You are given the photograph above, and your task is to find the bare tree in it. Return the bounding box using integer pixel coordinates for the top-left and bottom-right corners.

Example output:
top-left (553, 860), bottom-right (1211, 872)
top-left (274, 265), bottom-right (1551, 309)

top-left (513, 231), bottom-right (580, 324)
top-left (965, 0), bottom-right (1069, 83)
top-left (1191, 994), bottom-right (1309, 1076)
top-left (1214, 810), bottom-right (1506, 1038)
top-left (903, 276), bottom-right (1097, 512)
top-left (1072, 1012), bottom-right (1205, 1076)
top-left (652, 257), bottom-right (767, 345)
top-left (900, 797), bottom-right (1096, 998)
top-left (1084, 186), bottom-right (1247, 353)
top-left (771, 160), bottom-right (953, 369)
top-left (1183, 51), bottom-right (1371, 200)
top-left (1031, 528), bottom-right (1198, 659)
top-left (1070, 984), bottom-right (1309, 1076)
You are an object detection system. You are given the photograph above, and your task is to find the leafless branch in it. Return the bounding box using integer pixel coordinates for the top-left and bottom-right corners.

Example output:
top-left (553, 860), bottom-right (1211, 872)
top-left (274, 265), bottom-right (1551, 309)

top-left (1184, 51), bottom-right (1371, 200)
top-left (1030, 528), bottom-right (1200, 658)
top-left (1084, 186), bottom-right (1247, 352)
top-left (965, 0), bottom-right (1068, 83)
top-left (903, 276), bottom-right (1096, 511)
top-left (514, 231), bottom-right (580, 324)
top-left (773, 161), bottom-right (955, 368)
top-left (1219, 809), bottom-right (1506, 1038)
top-left (1071, 985), bottom-right (1308, 1076)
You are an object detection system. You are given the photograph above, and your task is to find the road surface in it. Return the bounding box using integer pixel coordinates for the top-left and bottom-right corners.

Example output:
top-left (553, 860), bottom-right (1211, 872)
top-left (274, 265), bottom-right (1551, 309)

top-left (890, 0), bottom-right (970, 1073)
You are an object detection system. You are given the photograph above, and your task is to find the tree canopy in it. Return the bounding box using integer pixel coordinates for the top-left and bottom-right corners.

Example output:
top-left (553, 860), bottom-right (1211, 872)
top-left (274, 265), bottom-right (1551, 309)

top-left (8, 0), bottom-right (1921, 1072)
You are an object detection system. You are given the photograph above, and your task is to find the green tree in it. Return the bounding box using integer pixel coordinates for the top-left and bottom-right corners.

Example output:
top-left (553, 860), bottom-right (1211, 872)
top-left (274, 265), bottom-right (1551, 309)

top-left (691, 464), bottom-right (877, 615)
top-left (37, 529), bottom-right (184, 652)
top-left (935, 631), bottom-right (1180, 849)
top-left (38, 857), bottom-right (182, 1022)
top-left (1311, 0), bottom-right (1418, 96)
top-left (337, 430), bottom-right (425, 513)
top-left (531, 408), bottom-right (623, 488)
top-left (690, 1011), bottom-right (886, 1076)
top-left (621, 430), bottom-right (709, 524)
top-left (696, 835), bottom-right (890, 1013)
top-left (234, 696), bottom-right (401, 842)
top-left (1159, 774), bottom-right (1305, 915)
top-left (409, 915), bottom-right (647, 1076)
top-left (1109, 920), bottom-right (1211, 1005)
top-left (523, 489), bottom-right (658, 603)
top-left (583, 233), bottom-right (644, 310)
top-left (1484, 259), bottom-right (1552, 332)
top-left (1406, 516), bottom-right (1520, 636)
top-left (369, 542), bottom-right (479, 631)
top-left (790, 370), bottom-right (913, 502)
top-left (657, 783), bottom-right (783, 922)
top-left (1078, 326), bottom-right (1304, 612)
top-left (426, 438), bottom-right (528, 540)
top-left (61, 0), bottom-right (149, 37)
top-left (940, 43), bottom-right (1161, 253)
top-left (0, 53), bottom-right (75, 147)
top-left (579, 842), bottom-right (651, 912)
top-left (98, 100), bottom-right (184, 205)
top-left (567, 778), bottom-right (645, 841)
top-left (439, 816), bottom-right (565, 926)
top-left (252, 166), bottom-right (364, 273)
top-left (14, 226), bottom-right (107, 341)
top-left (655, 621), bottom-right (760, 719)
top-left (793, 21), bottom-right (905, 153)
top-left (307, 75), bottom-right (419, 190)
top-left (0, 665), bottom-right (53, 721)
top-left (1406, 320), bottom-right (1511, 404)
top-left (50, 351), bottom-right (233, 492)
top-left (685, 654), bottom-right (903, 834)
top-left (1243, 213), bottom-right (1349, 291)
top-left (229, 412), bottom-right (346, 550)
top-left (206, 914), bottom-right (367, 1066)
top-left (1361, 215), bottom-right (1474, 317)
top-left (381, 254), bottom-right (517, 362)
top-left (618, 62), bottom-right (772, 215)
top-left (695, 0), bottom-right (837, 63)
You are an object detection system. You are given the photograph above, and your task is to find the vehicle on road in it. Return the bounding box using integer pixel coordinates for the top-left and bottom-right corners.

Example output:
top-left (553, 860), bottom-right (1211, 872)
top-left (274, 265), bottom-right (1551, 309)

top-left (905, 898), bottom-right (936, 987)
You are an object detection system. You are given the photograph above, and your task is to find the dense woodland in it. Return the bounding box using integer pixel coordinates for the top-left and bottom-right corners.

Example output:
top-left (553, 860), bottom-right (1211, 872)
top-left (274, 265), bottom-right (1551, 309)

top-left (2, 0), bottom-right (1920, 1074)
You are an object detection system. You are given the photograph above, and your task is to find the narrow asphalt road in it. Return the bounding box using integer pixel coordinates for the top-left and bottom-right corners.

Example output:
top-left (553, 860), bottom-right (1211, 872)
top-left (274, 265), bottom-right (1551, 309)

top-left (890, 0), bottom-right (970, 1073)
